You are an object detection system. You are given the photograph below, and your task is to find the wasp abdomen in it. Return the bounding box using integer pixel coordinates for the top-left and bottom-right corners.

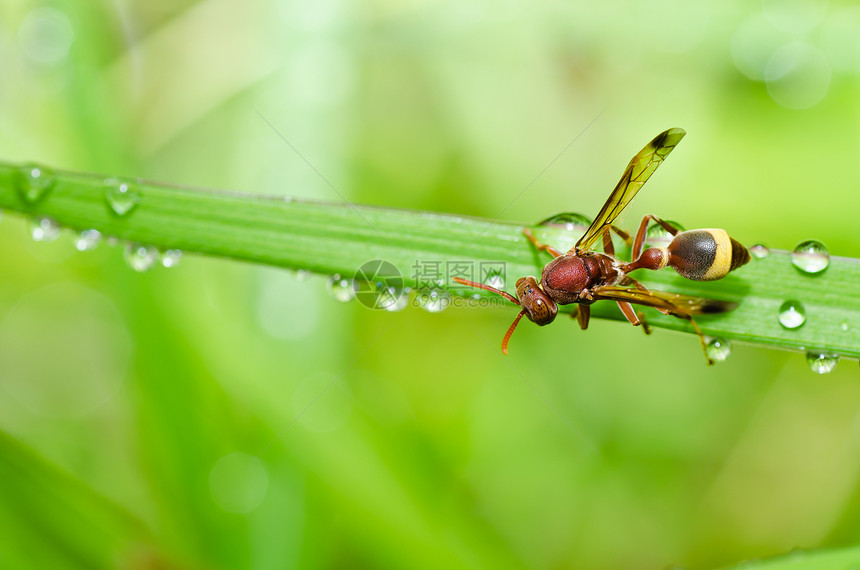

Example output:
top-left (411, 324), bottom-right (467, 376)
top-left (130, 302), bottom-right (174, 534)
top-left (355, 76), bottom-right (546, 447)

top-left (667, 229), bottom-right (750, 281)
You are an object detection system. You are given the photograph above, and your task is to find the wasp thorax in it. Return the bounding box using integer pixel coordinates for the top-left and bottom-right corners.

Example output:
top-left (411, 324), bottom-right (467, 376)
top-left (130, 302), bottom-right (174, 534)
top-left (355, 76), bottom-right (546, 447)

top-left (539, 255), bottom-right (596, 305)
top-left (515, 277), bottom-right (558, 326)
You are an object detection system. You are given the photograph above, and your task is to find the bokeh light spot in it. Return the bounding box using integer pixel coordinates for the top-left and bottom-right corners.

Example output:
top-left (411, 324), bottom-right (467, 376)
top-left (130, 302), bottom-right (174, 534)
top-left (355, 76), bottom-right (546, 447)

top-left (18, 7), bottom-right (74, 66)
top-left (0, 283), bottom-right (131, 417)
top-left (819, 7), bottom-right (860, 74)
top-left (209, 453), bottom-right (269, 514)
top-left (731, 13), bottom-right (789, 81)
top-left (765, 42), bottom-right (831, 109)
top-left (762, 0), bottom-right (828, 34)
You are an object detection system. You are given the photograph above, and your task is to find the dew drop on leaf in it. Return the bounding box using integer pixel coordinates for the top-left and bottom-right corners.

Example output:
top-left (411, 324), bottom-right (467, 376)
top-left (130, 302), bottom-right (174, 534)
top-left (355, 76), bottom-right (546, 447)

top-left (380, 286), bottom-right (408, 312)
top-left (485, 272), bottom-right (505, 290)
top-left (16, 163), bottom-right (56, 204)
top-left (806, 351), bottom-right (839, 374)
top-left (778, 300), bottom-right (806, 329)
top-left (30, 216), bottom-right (60, 242)
top-left (749, 244), bottom-right (769, 259)
top-left (326, 274), bottom-right (355, 303)
top-left (352, 260), bottom-right (406, 311)
top-left (415, 289), bottom-right (450, 313)
top-left (537, 212), bottom-right (592, 231)
top-left (124, 243), bottom-right (158, 272)
top-left (791, 239), bottom-right (829, 274)
top-left (161, 249), bottom-right (182, 268)
top-left (75, 229), bottom-right (102, 251)
top-left (642, 219), bottom-right (686, 250)
top-left (104, 178), bottom-right (142, 218)
top-left (705, 337), bottom-right (732, 362)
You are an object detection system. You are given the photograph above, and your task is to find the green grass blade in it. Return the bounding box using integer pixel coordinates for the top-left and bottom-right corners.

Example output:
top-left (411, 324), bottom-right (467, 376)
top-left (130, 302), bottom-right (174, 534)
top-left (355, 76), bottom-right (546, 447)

top-left (0, 430), bottom-right (157, 568)
top-left (719, 544), bottom-right (860, 569)
top-left (1, 161), bottom-right (858, 359)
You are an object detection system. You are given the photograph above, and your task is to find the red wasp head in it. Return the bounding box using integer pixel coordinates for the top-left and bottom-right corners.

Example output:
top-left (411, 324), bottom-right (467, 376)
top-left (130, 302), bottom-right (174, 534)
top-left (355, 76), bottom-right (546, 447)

top-left (452, 275), bottom-right (557, 354)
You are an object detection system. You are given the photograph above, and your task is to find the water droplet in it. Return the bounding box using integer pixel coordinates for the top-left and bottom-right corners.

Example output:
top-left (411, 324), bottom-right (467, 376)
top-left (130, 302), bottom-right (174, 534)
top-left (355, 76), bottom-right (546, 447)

top-left (749, 244), bottom-right (770, 259)
top-left (778, 300), bottom-right (807, 329)
top-left (295, 269), bottom-right (311, 281)
top-left (806, 351), bottom-right (839, 374)
top-left (104, 178), bottom-right (141, 217)
top-left (705, 337), bottom-right (732, 362)
top-left (74, 229), bottom-right (101, 251)
top-left (353, 260), bottom-right (406, 311)
top-left (15, 163), bottom-right (56, 204)
top-left (123, 243), bottom-right (158, 272)
top-left (414, 289), bottom-right (450, 313)
top-left (645, 219), bottom-right (685, 248)
top-left (537, 212), bottom-right (592, 231)
top-left (326, 274), bottom-right (355, 302)
top-left (791, 240), bottom-right (830, 274)
top-left (353, 280), bottom-right (407, 311)
top-left (485, 272), bottom-right (505, 290)
top-left (30, 217), bottom-right (60, 242)
top-left (380, 286), bottom-right (408, 312)
top-left (160, 249), bottom-right (182, 268)
top-left (841, 322), bottom-right (850, 332)
top-left (209, 452), bottom-right (268, 514)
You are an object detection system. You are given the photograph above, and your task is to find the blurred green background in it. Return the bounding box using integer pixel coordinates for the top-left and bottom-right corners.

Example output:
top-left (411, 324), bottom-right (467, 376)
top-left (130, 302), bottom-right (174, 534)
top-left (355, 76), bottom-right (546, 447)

top-left (2, 0), bottom-right (860, 568)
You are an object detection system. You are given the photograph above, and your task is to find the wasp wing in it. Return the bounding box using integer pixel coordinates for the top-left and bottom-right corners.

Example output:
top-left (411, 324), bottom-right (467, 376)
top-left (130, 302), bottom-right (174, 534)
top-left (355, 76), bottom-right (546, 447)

top-left (590, 285), bottom-right (737, 316)
top-left (574, 128), bottom-right (685, 253)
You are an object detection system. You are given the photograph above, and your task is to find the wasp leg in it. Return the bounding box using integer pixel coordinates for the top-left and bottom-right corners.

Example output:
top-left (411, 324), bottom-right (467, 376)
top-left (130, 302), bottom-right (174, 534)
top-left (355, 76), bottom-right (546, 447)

top-left (602, 227), bottom-right (614, 256)
top-left (631, 215), bottom-right (683, 260)
top-left (639, 314), bottom-right (651, 335)
top-left (523, 228), bottom-right (563, 258)
top-left (677, 313), bottom-right (714, 366)
top-left (602, 226), bottom-right (633, 257)
top-left (571, 304), bottom-right (590, 330)
top-left (616, 301), bottom-right (650, 335)
top-left (602, 227), bottom-right (615, 257)
top-left (568, 305), bottom-right (591, 330)
top-left (610, 225), bottom-right (632, 246)
top-left (623, 279), bottom-right (654, 333)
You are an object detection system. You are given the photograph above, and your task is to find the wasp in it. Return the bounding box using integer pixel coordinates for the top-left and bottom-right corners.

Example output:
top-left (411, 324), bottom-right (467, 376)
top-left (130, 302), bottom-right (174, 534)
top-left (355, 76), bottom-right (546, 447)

top-left (454, 128), bottom-right (749, 363)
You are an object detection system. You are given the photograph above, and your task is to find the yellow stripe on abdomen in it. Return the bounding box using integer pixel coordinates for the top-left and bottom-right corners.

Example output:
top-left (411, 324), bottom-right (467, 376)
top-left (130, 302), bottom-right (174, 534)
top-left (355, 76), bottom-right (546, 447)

top-left (701, 228), bottom-right (732, 281)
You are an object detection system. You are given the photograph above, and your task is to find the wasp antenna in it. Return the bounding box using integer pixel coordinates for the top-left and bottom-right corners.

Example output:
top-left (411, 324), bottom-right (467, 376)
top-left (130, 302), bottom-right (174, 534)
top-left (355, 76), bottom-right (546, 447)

top-left (452, 276), bottom-right (520, 305)
top-left (501, 310), bottom-right (527, 355)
